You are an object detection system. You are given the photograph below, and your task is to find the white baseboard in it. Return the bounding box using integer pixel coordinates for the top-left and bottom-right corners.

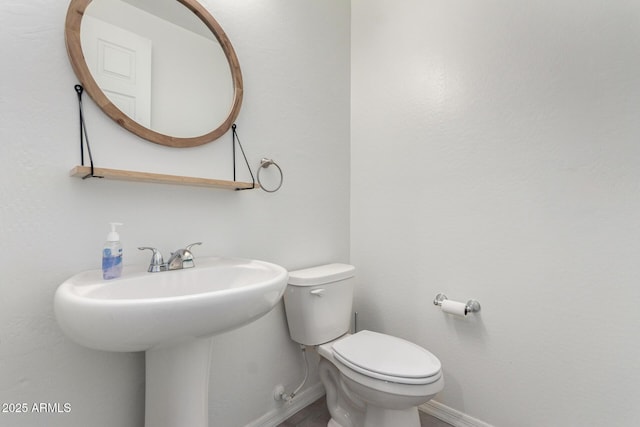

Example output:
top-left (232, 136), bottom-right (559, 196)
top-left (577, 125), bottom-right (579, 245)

top-left (244, 383), bottom-right (325, 427)
top-left (420, 400), bottom-right (494, 427)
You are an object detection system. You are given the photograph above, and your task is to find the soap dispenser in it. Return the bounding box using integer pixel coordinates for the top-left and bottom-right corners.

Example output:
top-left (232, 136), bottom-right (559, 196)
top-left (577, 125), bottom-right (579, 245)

top-left (102, 222), bottom-right (123, 280)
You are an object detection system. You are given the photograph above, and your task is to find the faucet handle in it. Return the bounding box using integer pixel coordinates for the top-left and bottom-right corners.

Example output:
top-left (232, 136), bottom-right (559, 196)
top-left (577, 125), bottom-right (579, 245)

top-left (185, 242), bottom-right (202, 251)
top-left (138, 247), bottom-right (165, 272)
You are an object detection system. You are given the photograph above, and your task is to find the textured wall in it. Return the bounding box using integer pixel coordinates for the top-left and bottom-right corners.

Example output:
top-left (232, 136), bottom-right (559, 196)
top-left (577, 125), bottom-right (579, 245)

top-left (351, 1), bottom-right (640, 426)
top-left (0, 1), bottom-right (349, 426)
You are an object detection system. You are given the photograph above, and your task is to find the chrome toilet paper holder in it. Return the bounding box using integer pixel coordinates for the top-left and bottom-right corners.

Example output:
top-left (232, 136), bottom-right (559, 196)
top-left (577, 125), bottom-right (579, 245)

top-left (433, 293), bottom-right (481, 315)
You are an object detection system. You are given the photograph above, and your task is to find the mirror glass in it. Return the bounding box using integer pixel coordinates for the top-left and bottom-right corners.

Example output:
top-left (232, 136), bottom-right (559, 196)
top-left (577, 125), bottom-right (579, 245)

top-left (65, 0), bottom-right (243, 147)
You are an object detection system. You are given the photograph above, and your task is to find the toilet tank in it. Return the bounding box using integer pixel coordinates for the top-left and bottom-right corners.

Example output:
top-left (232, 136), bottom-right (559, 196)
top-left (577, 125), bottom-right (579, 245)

top-left (284, 264), bottom-right (356, 345)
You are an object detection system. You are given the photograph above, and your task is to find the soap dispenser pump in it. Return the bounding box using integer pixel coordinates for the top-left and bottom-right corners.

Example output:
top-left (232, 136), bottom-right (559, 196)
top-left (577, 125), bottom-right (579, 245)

top-left (102, 222), bottom-right (123, 280)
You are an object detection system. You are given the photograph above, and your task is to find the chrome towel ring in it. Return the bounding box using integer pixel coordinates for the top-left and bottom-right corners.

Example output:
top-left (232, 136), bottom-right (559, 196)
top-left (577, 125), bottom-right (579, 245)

top-left (257, 158), bottom-right (283, 193)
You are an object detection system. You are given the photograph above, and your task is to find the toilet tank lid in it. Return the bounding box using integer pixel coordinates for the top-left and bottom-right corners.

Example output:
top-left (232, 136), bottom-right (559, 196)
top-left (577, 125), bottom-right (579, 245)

top-left (288, 263), bottom-right (355, 286)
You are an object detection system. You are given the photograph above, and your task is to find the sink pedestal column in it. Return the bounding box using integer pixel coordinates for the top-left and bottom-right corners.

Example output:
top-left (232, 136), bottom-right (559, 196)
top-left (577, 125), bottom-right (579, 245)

top-left (145, 337), bottom-right (214, 427)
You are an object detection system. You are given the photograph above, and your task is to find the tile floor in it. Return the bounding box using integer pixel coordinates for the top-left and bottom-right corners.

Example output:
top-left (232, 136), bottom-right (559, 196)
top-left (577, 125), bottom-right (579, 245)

top-left (278, 397), bottom-right (452, 427)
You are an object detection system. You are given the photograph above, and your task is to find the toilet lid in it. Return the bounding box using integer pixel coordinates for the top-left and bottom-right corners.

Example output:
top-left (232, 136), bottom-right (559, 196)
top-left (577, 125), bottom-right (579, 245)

top-left (332, 330), bottom-right (441, 385)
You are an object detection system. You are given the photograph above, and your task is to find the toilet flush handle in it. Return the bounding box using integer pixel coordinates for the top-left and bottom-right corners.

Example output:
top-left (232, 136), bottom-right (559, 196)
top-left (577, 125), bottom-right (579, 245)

top-left (310, 289), bottom-right (325, 297)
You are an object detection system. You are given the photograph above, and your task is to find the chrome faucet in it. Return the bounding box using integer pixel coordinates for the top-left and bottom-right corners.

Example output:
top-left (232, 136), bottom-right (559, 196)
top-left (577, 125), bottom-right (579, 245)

top-left (139, 242), bottom-right (202, 273)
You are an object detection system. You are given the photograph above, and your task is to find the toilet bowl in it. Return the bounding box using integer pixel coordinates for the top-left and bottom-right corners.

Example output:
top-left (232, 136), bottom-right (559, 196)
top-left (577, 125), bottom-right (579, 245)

top-left (283, 264), bottom-right (444, 427)
top-left (318, 331), bottom-right (443, 427)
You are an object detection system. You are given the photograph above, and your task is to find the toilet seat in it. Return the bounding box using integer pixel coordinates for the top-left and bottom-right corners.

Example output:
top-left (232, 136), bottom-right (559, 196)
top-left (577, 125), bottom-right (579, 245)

top-left (332, 330), bottom-right (442, 385)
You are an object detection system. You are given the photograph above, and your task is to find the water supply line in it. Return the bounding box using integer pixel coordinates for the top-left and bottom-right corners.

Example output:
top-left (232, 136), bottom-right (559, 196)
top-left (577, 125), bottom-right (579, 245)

top-left (276, 345), bottom-right (309, 402)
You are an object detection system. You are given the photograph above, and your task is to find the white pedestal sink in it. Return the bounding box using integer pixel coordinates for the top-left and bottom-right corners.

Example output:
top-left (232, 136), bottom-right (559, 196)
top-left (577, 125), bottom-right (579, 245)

top-left (54, 257), bottom-right (288, 427)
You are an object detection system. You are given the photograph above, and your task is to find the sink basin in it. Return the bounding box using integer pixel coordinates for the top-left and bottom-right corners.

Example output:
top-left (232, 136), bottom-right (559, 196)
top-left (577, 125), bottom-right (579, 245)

top-left (54, 256), bottom-right (288, 427)
top-left (55, 256), bottom-right (288, 352)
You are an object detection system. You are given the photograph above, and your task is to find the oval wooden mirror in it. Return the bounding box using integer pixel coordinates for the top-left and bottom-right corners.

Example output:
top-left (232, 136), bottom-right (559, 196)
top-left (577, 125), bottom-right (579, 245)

top-left (65, 0), bottom-right (243, 148)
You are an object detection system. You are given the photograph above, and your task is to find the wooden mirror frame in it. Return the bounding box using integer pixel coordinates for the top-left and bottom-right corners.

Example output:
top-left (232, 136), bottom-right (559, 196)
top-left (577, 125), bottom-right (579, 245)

top-left (65, 0), bottom-right (243, 148)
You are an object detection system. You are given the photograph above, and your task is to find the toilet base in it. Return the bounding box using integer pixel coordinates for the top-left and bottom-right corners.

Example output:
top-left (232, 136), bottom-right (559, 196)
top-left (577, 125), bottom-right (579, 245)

top-left (363, 406), bottom-right (420, 427)
top-left (326, 405), bottom-right (420, 427)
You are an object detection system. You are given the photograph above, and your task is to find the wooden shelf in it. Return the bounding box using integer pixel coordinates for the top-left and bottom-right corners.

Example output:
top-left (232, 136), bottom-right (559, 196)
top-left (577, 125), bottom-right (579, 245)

top-left (69, 166), bottom-right (258, 190)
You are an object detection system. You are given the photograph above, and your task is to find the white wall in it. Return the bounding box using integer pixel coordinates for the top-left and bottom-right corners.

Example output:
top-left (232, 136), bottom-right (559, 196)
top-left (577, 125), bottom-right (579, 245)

top-left (0, 1), bottom-right (349, 426)
top-left (351, 1), bottom-right (640, 426)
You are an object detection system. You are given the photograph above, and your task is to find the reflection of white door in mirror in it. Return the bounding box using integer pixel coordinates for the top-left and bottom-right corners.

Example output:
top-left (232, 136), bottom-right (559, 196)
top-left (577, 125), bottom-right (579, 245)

top-left (81, 15), bottom-right (152, 128)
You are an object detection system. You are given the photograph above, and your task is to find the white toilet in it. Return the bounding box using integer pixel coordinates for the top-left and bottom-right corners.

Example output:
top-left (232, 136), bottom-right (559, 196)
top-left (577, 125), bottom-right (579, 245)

top-left (284, 264), bottom-right (444, 427)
